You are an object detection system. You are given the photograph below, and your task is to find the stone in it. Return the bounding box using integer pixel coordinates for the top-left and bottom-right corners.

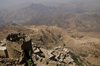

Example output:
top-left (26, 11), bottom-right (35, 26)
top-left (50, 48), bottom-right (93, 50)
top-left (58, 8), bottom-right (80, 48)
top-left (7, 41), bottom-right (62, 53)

top-left (33, 47), bottom-right (36, 51)
top-left (48, 61), bottom-right (58, 66)
top-left (60, 54), bottom-right (65, 59)
top-left (57, 64), bottom-right (61, 66)
top-left (6, 62), bottom-right (12, 64)
top-left (0, 42), bottom-right (6, 46)
top-left (60, 63), bottom-right (65, 66)
top-left (6, 32), bottom-right (33, 59)
top-left (59, 59), bottom-right (63, 62)
top-left (42, 58), bottom-right (50, 65)
top-left (0, 40), bottom-right (6, 46)
top-left (0, 47), bottom-right (7, 58)
top-left (0, 34), bottom-right (78, 66)
top-left (0, 58), bottom-right (2, 61)
top-left (64, 56), bottom-right (74, 64)
top-left (34, 48), bottom-right (40, 53)
top-left (38, 58), bottom-right (43, 62)
top-left (63, 48), bottom-right (69, 53)
top-left (32, 54), bottom-right (37, 61)
top-left (42, 58), bottom-right (46, 64)
top-left (55, 53), bottom-right (60, 60)
top-left (40, 48), bottom-right (54, 59)
top-left (71, 62), bottom-right (77, 66)
top-left (53, 46), bottom-right (62, 50)
top-left (32, 54), bottom-right (41, 62)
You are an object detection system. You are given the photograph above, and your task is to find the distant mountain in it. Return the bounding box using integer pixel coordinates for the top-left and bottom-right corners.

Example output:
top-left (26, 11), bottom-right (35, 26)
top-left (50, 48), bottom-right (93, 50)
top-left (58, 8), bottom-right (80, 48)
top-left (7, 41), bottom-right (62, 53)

top-left (0, 2), bottom-right (100, 30)
top-left (23, 12), bottom-right (100, 30)
top-left (0, 2), bottom-right (94, 25)
top-left (0, 3), bottom-right (68, 26)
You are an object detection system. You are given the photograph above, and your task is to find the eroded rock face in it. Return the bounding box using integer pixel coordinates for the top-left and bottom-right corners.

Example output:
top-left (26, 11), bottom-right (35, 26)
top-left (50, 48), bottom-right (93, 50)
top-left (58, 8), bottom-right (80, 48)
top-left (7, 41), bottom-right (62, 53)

top-left (40, 48), bottom-right (54, 59)
top-left (0, 33), bottom-right (34, 66)
top-left (0, 32), bottom-right (78, 66)
top-left (0, 39), bottom-right (6, 46)
top-left (34, 48), bottom-right (40, 53)
top-left (32, 46), bottom-right (77, 66)
top-left (6, 33), bottom-right (33, 59)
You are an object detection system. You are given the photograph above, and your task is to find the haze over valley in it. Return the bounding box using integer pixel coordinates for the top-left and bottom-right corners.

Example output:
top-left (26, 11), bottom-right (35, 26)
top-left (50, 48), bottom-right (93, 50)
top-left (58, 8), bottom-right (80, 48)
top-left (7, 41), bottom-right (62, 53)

top-left (0, 0), bottom-right (100, 66)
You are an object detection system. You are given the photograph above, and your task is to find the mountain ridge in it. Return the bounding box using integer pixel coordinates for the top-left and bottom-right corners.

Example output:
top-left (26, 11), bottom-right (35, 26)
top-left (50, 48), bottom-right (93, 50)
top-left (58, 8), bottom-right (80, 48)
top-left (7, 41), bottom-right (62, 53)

top-left (0, 2), bottom-right (100, 27)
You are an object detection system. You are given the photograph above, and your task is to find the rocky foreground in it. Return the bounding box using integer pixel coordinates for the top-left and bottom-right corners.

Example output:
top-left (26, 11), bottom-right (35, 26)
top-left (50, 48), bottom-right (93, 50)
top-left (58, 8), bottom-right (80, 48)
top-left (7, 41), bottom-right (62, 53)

top-left (0, 32), bottom-right (78, 66)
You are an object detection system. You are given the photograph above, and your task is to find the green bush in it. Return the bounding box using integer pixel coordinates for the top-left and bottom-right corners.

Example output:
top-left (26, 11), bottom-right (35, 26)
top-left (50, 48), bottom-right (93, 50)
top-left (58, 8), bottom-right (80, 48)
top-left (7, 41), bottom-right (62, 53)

top-left (70, 52), bottom-right (84, 66)
top-left (17, 33), bottom-right (20, 37)
top-left (27, 59), bottom-right (33, 66)
top-left (58, 35), bottom-right (61, 38)
top-left (16, 40), bottom-right (23, 44)
top-left (95, 55), bottom-right (99, 58)
top-left (79, 36), bottom-right (84, 38)
top-left (26, 50), bottom-right (34, 66)
top-left (79, 54), bottom-right (88, 57)
top-left (87, 61), bottom-right (91, 64)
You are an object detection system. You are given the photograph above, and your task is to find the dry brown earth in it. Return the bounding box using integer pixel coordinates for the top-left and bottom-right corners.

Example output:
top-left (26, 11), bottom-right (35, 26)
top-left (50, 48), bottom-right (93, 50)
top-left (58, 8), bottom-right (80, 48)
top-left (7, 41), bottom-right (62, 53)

top-left (0, 25), bottom-right (100, 66)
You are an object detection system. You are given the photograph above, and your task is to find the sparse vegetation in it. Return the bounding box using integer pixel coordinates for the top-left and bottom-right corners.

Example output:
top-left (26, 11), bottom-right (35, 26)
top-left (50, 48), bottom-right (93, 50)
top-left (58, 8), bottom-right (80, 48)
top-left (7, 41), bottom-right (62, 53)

top-left (26, 50), bottom-right (33, 66)
top-left (76, 56), bottom-right (83, 62)
top-left (70, 52), bottom-right (84, 66)
top-left (17, 33), bottom-right (20, 37)
top-left (0, 0), bottom-right (99, 65)
top-left (71, 35), bottom-right (84, 38)
top-left (95, 55), bottom-right (99, 58)
top-left (27, 59), bottom-right (33, 66)
top-left (87, 61), bottom-right (91, 64)
top-left (79, 53), bottom-right (88, 57)
top-left (79, 36), bottom-right (84, 38)
top-left (58, 35), bottom-right (61, 38)
top-left (0, 24), bottom-right (100, 65)
top-left (16, 40), bottom-right (23, 44)
top-left (46, 45), bottom-right (52, 50)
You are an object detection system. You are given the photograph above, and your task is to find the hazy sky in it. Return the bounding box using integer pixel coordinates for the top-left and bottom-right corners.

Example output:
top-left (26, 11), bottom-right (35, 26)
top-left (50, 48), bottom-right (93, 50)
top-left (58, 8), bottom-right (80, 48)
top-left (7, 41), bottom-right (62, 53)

top-left (0, 0), bottom-right (100, 9)
top-left (0, 0), bottom-right (71, 9)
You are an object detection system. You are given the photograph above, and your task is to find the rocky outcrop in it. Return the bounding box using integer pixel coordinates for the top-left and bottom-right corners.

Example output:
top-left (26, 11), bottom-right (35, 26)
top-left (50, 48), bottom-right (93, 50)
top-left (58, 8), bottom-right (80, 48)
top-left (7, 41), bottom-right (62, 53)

top-left (0, 32), bottom-right (78, 66)
top-left (0, 39), bottom-right (6, 46)
top-left (0, 33), bottom-right (34, 66)
top-left (32, 46), bottom-right (77, 66)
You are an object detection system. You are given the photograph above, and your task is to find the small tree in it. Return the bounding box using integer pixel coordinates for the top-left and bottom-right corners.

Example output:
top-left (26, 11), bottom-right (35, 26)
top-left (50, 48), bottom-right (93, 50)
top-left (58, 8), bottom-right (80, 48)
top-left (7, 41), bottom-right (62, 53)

top-left (58, 35), bottom-right (61, 38)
